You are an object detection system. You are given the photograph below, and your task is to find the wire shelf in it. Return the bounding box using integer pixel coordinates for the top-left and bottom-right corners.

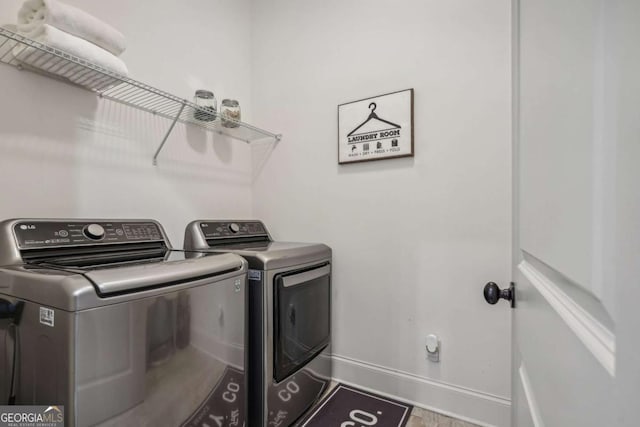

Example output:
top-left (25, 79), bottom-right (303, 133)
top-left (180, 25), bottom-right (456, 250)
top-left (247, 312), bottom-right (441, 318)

top-left (0, 27), bottom-right (281, 164)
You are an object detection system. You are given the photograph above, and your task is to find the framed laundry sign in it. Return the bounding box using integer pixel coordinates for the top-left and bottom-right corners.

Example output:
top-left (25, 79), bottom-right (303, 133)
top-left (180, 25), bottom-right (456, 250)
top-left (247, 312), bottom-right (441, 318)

top-left (338, 89), bottom-right (414, 164)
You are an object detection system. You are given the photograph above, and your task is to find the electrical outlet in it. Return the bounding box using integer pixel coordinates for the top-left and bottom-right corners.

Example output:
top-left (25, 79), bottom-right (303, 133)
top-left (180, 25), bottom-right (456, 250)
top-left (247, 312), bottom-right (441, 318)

top-left (425, 334), bottom-right (440, 362)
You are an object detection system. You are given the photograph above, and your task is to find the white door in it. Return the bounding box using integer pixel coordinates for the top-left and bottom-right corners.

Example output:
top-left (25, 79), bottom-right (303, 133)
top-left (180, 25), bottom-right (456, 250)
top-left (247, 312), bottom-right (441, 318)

top-left (491, 0), bottom-right (640, 426)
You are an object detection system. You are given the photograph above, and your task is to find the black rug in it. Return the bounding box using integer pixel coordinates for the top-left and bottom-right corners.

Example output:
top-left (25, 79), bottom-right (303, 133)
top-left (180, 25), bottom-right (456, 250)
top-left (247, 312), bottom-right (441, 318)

top-left (298, 384), bottom-right (413, 427)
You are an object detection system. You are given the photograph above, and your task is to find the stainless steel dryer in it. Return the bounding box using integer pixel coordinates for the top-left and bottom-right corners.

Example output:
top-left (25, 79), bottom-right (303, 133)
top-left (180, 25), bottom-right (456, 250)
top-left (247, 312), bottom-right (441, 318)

top-left (184, 220), bottom-right (331, 427)
top-left (0, 219), bottom-right (248, 427)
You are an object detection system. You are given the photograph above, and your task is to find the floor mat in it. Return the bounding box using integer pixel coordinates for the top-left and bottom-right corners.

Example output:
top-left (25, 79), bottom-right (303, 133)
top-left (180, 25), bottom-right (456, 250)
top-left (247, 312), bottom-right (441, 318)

top-left (298, 384), bottom-right (413, 427)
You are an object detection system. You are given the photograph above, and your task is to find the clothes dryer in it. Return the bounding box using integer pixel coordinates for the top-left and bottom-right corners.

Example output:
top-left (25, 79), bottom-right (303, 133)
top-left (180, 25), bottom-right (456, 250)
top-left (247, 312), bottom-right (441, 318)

top-left (184, 220), bottom-right (331, 427)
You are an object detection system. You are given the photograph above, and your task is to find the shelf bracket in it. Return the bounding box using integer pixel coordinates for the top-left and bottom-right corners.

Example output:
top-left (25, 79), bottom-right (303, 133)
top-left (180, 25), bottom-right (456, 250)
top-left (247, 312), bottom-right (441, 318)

top-left (153, 102), bottom-right (186, 165)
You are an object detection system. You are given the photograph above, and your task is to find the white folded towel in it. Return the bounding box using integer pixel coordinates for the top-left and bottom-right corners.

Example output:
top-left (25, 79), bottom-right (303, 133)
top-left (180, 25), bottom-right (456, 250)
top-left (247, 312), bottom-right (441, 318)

top-left (18, 0), bottom-right (126, 56)
top-left (13, 24), bottom-right (128, 87)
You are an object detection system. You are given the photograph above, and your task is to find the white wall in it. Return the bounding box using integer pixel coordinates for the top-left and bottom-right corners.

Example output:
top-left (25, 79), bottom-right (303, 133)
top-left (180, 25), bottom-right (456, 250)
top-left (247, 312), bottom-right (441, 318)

top-left (0, 0), bottom-right (255, 245)
top-left (250, 1), bottom-right (512, 425)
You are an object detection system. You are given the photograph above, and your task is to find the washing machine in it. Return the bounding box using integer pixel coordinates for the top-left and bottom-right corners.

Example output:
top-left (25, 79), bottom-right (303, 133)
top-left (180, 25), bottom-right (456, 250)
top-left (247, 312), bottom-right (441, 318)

top-left (0, 218), bottom-right (248, 427)
top-left (184, 220), bottom-right (331, 427)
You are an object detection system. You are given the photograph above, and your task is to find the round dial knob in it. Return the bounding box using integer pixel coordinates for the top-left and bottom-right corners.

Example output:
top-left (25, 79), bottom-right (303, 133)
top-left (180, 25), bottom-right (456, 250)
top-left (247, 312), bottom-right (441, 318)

top-left (229, 223), bottom-right (240, 233)
top-left (83, 223), bottom-right (105, 240)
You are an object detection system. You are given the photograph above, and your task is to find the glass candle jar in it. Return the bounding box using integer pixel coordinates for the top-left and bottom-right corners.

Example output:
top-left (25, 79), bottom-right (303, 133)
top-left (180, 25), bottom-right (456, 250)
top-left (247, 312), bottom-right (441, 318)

top-left (220, 99), bottom-right (241, 128)
top-left (193, 90), bottom-right (216, 122)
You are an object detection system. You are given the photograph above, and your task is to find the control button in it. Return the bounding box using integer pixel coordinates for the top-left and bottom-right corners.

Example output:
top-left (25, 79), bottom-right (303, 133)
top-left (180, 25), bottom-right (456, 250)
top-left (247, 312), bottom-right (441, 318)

top-left (115, 229), bottom-right (124, 236)
top-left (229, 223), bottom-right (240, 233)
top-left (83, 224), bottom-right (105, 240)
top-left (58, 230), bottom-right (69, 237)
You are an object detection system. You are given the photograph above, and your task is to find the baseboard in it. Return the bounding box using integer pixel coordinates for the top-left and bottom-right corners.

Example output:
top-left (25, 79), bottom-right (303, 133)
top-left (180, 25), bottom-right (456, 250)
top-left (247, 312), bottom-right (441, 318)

top-left (332, 354), bottom-right (511, 427)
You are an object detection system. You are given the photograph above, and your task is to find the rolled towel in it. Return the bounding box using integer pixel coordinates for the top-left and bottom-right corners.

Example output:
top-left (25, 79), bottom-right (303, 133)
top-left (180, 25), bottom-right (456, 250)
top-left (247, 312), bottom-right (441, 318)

top-left (18, 0), bottom-right (126, 56)
top-left (13, 24), bottom-right (128, 87)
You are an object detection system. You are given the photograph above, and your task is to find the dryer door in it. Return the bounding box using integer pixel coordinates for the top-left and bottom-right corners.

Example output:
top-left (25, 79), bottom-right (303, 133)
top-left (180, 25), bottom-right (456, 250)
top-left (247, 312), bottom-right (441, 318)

top-left (273, 264), bottom-right (331, 382)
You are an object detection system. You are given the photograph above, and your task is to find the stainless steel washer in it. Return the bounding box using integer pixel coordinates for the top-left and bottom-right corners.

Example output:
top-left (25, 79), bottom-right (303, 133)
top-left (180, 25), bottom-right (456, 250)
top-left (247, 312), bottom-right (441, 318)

top-left (0, 219), bottom-right (248, 427)
top-left (184, 220), bottom-right (332, 427)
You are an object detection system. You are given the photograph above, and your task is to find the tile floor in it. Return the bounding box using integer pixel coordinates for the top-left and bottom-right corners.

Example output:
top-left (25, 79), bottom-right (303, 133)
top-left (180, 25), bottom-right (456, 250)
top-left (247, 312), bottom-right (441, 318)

top-left (406, 407), bottom-right (480, 427)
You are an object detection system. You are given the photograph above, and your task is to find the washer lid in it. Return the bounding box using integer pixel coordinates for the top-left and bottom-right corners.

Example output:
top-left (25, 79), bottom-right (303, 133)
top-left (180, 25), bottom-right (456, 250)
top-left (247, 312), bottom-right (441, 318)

top-left (82, 251), bottom-right (244, 295)
top-left (0, 251), bottom-right (246, 310)
top-left (1, 219), bottom-right (244, 295)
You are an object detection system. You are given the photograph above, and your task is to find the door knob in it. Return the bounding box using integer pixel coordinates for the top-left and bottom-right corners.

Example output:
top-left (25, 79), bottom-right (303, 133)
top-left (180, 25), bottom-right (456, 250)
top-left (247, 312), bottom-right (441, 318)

top-left (483, 282), bottom-right (515, 308)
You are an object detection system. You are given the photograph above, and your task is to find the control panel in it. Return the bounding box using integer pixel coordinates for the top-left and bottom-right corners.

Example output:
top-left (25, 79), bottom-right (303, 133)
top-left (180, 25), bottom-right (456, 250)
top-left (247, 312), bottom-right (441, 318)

top-left (199, 221), bottom-right (268, 239)
top-left (13, 221), bottom-right (164, 249)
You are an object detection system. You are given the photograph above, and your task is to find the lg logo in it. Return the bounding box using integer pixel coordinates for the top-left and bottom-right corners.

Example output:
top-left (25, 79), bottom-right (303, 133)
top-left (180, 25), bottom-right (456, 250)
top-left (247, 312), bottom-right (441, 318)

top-left (20, 224), bottom-right (36, 230)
